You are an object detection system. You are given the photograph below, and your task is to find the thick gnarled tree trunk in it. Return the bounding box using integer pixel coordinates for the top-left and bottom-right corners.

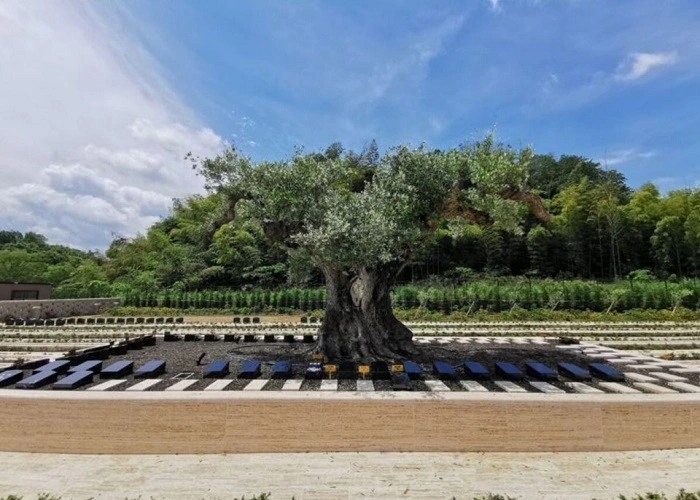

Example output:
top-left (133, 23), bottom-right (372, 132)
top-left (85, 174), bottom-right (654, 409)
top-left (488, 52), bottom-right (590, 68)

top-left (317, 264), bottom-right (416, 361)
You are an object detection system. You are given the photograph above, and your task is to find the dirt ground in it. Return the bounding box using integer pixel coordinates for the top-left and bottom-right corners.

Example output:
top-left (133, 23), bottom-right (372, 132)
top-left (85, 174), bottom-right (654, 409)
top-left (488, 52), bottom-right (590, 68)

top-left (1, 449), bottom-right (699, 500)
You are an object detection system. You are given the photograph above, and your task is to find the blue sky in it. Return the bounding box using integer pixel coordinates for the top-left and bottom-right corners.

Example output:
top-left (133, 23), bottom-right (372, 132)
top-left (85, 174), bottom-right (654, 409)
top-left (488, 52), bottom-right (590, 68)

top-left (2, 0), bottom-right (699, 248)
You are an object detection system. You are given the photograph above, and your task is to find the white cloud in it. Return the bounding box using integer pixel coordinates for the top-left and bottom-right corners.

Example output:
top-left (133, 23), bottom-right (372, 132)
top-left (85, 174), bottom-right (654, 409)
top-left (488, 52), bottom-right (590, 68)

top-left (615, 51), bottom-right (679, 81)
top-left (0, 1), bottom-right (224, 249)
top-left (597, 149), bottom-right (656, 167)
top-left (489, 0), bottom-right (501, 12)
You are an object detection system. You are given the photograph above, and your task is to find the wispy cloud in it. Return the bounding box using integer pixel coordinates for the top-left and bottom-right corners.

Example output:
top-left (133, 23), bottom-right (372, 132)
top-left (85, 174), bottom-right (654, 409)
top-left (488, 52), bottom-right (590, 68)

top-left (615, 51), bottom-right (679, 81)
top-left (598, 149), bottom-right (656, 167)
top-left (0, 0), bottom-right (223, 249)
top-left (488, 0), bottom-right (501, 12)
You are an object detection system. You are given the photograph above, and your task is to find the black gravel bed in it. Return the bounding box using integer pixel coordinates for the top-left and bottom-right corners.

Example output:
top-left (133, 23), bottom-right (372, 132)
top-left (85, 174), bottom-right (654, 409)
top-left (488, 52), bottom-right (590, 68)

top-left (1, 337), bottom-right (697, 392)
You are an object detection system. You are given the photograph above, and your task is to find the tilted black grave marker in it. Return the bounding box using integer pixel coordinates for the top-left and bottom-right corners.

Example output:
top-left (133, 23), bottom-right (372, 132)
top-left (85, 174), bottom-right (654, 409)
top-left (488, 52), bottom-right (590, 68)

top-left (165, 317), bottom-right (174, 324)
top-left (16, 370), bottom-right (58, 389)
top-left (135, 360), bottom-right (166, 378)
top-left (557, 362), bottom-right (592, 381)
top-left (495, 362), bottom-right (524, 380)
top-left (204, 333), bottom-right (219, 342)
top-left (303, 334), bottom-right (315, 343)
top-left (116, 318), bottom-right (126, 324)
top-left (264, 334), bottom-right (275, 343)
top-left (184, 333), bottom-right (201, 342)
top-left (242, 317), bottom-right (251, 324)
top-left (238, 359), bottom-right (261, 379)
top-left (589, 363), bottom-right (624, 382)
top-left (68, 360), bottom-right (102, 374)
top-left (243, 334), bottom-right (256, 342)
top-left (142, 334), bottom-right (157, 346)
top-left (45, 319), bottom-right (55, 327)
top-left (164, 331), bottom-right (180, 342)
top-left (145, 317), bottom-right (155, 324)
top-left (272, 360), bottom-right (292, 379)
top-left (433, 361), bottom-right (457, 380)
top-left (525, 361), bottom-right (558, 381)
top-left (125, 317), bottom-right (135, 324)
top-left (232, 317), bottom-right (241, 324)
top-left (106, 317), bottom-right (115, 325)
top-left (0, 370), bottom-right (23, 387)
top-left (403, 361), bottom-right (423, 380)
top-left (101, 360), bottom-right (134, 378)
top-left (175, 317), bottom-right (184, 324)
top-left (463, 361), bottom-right (489, 380)
top-left (391, 372), bottom-right (412, 391)
top-left (96, 318), bottom-right (105, 325)
top-left (155, 317), bottom-right (164, 324)
top-left (204, 359), bottom-right (230, 378)
top-left (223, 334), bottom-right (239, 342)
top-left (53, 371), bottom-right (93, 390)
top-left (284, 334), bottom-right (295, 343)
top-left (34, 360), bottom-right (71, 375)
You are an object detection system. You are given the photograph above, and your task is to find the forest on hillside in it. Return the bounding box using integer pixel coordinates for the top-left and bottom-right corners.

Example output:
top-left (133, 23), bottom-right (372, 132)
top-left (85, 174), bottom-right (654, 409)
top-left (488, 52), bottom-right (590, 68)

top-left (1, 147), bottom-right (698, 302)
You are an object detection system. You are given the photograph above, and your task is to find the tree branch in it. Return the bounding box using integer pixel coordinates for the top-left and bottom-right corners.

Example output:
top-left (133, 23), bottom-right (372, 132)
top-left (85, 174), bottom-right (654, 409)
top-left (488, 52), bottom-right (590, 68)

top-left (499, 188), bottom-right (552, 222)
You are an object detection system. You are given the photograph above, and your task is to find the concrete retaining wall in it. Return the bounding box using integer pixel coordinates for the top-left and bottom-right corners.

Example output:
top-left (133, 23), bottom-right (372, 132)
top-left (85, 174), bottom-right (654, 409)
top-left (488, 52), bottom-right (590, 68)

top-left (0, 391), bottom-right (698, 454)
top-left (0, 298), bottom-right (121, 319)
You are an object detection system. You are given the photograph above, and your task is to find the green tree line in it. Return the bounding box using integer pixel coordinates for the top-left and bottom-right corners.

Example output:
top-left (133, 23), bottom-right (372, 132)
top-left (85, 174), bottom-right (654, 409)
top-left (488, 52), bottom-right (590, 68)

top-left (2, 148), bottom-right (700, 301)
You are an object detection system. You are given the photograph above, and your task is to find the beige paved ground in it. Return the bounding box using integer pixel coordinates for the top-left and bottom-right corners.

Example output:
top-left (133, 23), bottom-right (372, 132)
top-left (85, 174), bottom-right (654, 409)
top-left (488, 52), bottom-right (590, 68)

top-left (1, 450), bottom-right (700, 500)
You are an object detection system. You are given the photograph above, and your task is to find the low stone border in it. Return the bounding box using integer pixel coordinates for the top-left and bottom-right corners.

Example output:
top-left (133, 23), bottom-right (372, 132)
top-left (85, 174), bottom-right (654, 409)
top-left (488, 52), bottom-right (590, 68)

top-left (1, 390), bottom-right (699, 454)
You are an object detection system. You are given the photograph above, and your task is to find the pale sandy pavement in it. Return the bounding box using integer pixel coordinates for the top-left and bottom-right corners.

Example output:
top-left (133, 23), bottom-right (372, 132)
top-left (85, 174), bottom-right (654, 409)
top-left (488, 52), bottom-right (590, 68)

top-left (1, 450), bottom-right (700, 500)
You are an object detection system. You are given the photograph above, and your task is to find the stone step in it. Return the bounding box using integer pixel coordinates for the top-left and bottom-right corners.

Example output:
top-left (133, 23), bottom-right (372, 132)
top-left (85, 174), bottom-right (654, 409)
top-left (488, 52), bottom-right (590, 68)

top-left (495, 380), bottom-right (527, 393)
top-left (87, 380), bottom-right (126, 391)
top-left (424, 380), bottom-right (450, 392)
top-left (564, 382), bottom-right (604, 394)
top-left (668, 382), bottom-right (700, 393)
top-left (204, 379), bottom-right (233, 391)
top-left (243, 379), bottom-right (269, 391)
top-left (356, 380), bottom-right (375, 391)
top-left (633, 382), bottom-right (678, 394)
top-left (320, 379), bottom-right (338, 391)
top-left (529, 381), bottom-right (565, 394)
top-left (125, 379), bottom-right (162, 391)
top-left (648, 372), bottom-right (688, 382)
top-left (671, 367), bottom-right (700, 374)
top-left (623, 372), bottom-right (658, 383)
top-left (460, 380), bottom-right (489, 392)
top-left (165, 380), bottom-right (197, 391)
top-left (598, 382), bottom-right (641, 394)
top-left (281, 379), bottom-right (303, 391)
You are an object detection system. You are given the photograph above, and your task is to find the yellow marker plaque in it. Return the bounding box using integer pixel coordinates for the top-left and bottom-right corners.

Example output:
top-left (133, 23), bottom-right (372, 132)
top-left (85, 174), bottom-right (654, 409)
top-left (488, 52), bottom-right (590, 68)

top-left (311, 353), bottom-right (324, 361)
top-left (391, 364), bottom-right (404, 372)
top-left (324, 364), bottom-right (337, 378)
top-left (358, 365), bottom-right (370, 379)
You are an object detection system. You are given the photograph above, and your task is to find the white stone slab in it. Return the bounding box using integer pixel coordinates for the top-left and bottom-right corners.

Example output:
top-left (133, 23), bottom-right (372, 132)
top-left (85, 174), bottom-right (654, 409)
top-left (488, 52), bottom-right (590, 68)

top-left (648, 372), bottom-right (688, 382)
top-left (165, 380), bottom-right (197, 391)
top-left (126, 379), bottom-right (162, 391)
top-left (669, 382), bottom-right (700, 393)
top-left (436, 338), bottom-right (451, 344)
top-left (281, 379), bottom-right (303, 391)
top-left (425, 380), bottom-right (451, 392)
top-left (455, 338), bottom-right (470, 344)
top-left (556, 345), bottom-right (582, 349)
top-left (589, 353), bottom-right (616, 359)
top-left (606, 358), bottom-right (637, 364)
top-left (320, 379), bottom-right (338, 391)
top-left (87, 379), bottom-right (126, 391)
top-left (356, 380), bottom-right (375, 391)
top-left (598, 382), bottom-right (641, 394)
top-left (633, 382), bottom-right (678, 394)
top-left (623, 372), bottom-right (658, 383)
top-left (626, 364), bottom-right (657, 371)
top-left (511, 338), bottom-right (529, 344)
top-left (670, 367), bottom-right (700, 374)
top-left (204, 379), bottom-right (233, 391)
top-left (495, 380), bottom-right (527, 393)
top-left (474, 338), bottom-right (491, 344)
top-left (243, 379), bottom-right (269, 391)
top-left (460, 380), bottom-right (489, 392)
top-left (416, 338), bottom-right (432, 344)
top-left (529, 381), bottom-right (565, 394)
top-left (493, 338), bottom-right (510, 344)
top-left (564, 382), bottom-right (604, 394)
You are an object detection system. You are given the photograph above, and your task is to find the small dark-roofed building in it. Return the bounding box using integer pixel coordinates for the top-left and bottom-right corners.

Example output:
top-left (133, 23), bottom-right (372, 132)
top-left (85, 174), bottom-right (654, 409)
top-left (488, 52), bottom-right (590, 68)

top-left (0, 282), bottom-right (52, 301)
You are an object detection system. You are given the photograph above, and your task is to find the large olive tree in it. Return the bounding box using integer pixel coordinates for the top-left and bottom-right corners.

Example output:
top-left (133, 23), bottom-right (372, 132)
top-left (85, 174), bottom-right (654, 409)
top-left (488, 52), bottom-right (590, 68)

top-left (196, 135), bottom-right (550, 361)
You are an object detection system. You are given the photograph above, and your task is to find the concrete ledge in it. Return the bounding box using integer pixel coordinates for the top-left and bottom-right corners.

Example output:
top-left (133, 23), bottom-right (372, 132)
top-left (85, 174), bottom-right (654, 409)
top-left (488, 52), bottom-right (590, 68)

top-left (1, 390), bottom-right (699, 454)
